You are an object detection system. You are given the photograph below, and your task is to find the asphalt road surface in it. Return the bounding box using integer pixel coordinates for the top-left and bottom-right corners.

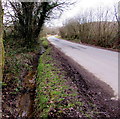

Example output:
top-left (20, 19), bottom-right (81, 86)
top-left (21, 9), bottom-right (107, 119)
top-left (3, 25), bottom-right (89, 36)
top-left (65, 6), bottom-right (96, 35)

top-left (48, 36), bottom-right (119, 100)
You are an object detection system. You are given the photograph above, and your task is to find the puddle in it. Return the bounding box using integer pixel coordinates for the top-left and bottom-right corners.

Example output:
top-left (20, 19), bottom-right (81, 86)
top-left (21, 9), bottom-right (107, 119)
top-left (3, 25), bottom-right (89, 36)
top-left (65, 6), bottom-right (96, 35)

top-left (17, 93), bottom-right (34, 118)
top-left (16, 71), bottom-right (36, 118)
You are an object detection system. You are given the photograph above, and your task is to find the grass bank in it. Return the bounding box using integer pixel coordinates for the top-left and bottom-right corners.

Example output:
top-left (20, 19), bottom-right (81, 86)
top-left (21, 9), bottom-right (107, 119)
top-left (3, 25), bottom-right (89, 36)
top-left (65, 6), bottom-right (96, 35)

top-left (35, 46), bottom-right (118, 118)
top-left (35, 48), bottom-right (83, 118)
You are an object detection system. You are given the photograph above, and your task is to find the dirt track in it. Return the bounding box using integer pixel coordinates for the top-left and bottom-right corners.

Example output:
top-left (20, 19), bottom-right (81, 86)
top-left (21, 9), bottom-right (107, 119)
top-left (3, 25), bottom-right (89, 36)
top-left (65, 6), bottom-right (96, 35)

top-left (51, 44), bottom-right (120, 118)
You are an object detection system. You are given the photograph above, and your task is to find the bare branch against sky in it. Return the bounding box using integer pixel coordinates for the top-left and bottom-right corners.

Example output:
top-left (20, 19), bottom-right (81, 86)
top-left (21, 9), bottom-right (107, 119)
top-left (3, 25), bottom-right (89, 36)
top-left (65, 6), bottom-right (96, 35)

top-left (2, 0), bottom-right (120, 27)
top-left (118, 1), bottom-right (120, 21)
top-left (47, 0), bottom-right (120, 27)
top-left (4, 0), bottom-right (53, 2)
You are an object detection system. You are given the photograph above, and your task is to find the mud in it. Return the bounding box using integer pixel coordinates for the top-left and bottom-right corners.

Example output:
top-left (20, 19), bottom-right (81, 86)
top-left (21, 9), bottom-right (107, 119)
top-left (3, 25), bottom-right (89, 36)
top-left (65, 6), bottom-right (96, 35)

top-left (16, 53), bottom-right (40, 118)
top-left (16, 71), bottom-right (36, 118)
top-left (2, 52), bottom-right (40, 119)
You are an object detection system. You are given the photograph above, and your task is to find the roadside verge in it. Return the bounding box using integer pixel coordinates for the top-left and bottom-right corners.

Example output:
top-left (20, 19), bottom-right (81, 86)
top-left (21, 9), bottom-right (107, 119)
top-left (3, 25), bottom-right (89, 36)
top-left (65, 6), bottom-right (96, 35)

top-left (48, 43), bottom-right (119, 118)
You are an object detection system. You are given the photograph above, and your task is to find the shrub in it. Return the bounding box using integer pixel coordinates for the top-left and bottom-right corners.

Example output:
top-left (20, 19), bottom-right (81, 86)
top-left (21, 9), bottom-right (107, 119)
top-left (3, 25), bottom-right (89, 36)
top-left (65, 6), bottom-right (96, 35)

top-left (39, 37), bottom-right (49, 49)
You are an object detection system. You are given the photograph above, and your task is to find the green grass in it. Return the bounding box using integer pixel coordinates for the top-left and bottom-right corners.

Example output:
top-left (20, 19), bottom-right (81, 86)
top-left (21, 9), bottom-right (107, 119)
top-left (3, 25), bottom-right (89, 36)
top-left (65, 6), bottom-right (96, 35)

top-left (42, 40), bottom-right (49, 49)
top-left (35, 48), bottom-right (80, 118)
top-left (35, 48), bottom-right (99, 118)
top-left (39, 37), bottom-right (49, 49)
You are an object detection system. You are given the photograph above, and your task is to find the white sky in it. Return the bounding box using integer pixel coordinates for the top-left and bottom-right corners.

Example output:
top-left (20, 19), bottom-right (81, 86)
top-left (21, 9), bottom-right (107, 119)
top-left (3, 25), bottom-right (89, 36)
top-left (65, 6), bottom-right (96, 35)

top-left (48, 0), bottom-right (119, 27)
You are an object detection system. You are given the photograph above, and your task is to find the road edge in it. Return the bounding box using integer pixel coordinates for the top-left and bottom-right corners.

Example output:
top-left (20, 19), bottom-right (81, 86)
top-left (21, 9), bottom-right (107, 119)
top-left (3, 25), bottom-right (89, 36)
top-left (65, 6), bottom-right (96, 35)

top-left (48, 41), bottom-right (118, 100)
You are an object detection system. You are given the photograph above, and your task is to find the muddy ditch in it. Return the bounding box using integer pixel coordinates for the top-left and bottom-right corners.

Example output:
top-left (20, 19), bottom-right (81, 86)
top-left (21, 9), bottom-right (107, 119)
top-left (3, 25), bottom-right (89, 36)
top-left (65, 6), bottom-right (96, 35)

top-left (2, 46), bottom-right (44, 119)
top-left (16, 71), bottom-right (36, 118)
top-left (2, 70), bottom-right (36, 118)
top-left (15, 49), bottom-right (44, 118)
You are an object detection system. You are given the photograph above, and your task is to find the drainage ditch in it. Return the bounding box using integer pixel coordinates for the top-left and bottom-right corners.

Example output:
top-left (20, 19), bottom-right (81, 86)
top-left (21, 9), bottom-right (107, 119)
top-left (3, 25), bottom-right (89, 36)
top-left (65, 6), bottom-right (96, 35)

top-left (16, 48), bottom-right (45, 119)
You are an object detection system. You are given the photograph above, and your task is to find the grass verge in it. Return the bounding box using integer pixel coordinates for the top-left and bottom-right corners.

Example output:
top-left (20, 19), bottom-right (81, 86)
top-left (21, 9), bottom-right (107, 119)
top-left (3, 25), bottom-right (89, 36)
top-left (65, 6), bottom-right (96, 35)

top-left (35, 48), bottom-right (82, 118)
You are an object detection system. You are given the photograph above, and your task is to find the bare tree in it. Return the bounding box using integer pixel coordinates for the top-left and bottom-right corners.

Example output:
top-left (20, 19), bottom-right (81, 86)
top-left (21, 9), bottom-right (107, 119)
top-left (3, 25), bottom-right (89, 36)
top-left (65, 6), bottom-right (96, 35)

top-left (59, 6), bottom-right (118, 49)
top-left (114, 2), bottom-right (120, 47)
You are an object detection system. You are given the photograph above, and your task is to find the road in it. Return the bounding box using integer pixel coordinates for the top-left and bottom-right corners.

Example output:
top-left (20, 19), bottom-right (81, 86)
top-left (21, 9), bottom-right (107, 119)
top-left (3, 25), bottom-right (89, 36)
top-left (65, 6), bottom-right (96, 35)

top-left (48, 36), bottom-right (119, 100)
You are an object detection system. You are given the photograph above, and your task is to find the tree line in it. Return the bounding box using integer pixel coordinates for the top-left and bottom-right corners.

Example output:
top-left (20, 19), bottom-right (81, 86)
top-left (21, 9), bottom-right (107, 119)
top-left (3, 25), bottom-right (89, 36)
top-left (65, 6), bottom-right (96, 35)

top-left (59, 6), bottom-right (119, 49)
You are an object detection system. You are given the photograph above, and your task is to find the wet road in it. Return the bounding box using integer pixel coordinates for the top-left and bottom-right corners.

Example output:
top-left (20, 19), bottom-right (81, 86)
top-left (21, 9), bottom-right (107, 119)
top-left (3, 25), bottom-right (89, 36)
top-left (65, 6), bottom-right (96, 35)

top-left (48, 36), bottom-right (119, 100)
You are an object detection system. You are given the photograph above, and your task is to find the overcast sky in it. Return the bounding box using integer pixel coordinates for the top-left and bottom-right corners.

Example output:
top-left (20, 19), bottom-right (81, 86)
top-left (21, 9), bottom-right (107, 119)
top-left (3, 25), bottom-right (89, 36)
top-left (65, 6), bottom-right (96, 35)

top-left (47, 0), bottom-right (119, 27)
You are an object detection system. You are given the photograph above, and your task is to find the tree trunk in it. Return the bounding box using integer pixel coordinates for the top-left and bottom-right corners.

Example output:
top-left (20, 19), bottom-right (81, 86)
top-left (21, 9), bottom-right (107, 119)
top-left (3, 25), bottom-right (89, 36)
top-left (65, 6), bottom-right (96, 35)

top-left (0, 0), bottom-right (4, 82)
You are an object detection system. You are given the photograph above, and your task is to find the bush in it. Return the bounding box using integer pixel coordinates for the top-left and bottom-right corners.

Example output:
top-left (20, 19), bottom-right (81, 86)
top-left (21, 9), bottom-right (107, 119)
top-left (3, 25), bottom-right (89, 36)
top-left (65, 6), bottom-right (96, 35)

top-left (39, 37), bottom-right (49, 49)
top-left (42, 40), bottom-right (48, 49)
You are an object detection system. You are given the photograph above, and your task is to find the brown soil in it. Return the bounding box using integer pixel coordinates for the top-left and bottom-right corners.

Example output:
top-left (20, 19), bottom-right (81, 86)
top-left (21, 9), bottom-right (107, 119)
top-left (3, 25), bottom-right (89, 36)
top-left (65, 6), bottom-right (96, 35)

top-left (50, 45), bottom-right (120, 118)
